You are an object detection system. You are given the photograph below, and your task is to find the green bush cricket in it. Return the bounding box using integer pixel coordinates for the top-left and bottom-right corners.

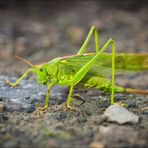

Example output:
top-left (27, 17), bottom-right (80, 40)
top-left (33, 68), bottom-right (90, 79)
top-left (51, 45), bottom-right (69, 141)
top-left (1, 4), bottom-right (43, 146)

top-left (6, 25), bottom-right (148, 111)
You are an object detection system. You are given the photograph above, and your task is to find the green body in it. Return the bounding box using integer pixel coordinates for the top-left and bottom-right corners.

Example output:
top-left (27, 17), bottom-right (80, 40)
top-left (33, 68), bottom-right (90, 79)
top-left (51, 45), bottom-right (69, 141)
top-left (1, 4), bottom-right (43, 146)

top-left (38, 53), bottom-right (148, 90)
top-left (6, 26), bottom-right (148, 110)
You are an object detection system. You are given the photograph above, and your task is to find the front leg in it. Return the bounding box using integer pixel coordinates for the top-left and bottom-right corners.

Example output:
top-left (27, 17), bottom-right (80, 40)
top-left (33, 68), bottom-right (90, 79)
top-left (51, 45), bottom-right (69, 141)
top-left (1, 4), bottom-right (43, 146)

top-left (66, 85), bottom-right (74, 110)
top-left (6, 69), bottom-right (35, 87)
top-left (34, 82), bottom-right (56, 116)
top-left (45, 81), bottom-right (56, 108)
top-left (38, 82), bottom-right (54, 110)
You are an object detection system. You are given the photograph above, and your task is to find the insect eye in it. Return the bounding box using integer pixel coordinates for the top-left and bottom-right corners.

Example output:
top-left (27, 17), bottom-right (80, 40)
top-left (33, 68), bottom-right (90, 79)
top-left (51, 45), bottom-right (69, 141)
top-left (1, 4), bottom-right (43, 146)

top-left (39, 68), bottom-right (44, 72)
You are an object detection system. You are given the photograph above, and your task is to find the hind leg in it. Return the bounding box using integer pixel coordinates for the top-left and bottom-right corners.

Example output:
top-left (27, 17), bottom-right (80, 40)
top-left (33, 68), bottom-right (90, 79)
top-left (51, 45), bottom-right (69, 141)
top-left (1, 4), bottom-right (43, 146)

top-left (67, 38), bottom-right (116, 109)
top-left (77, 25), bottom-right (99, 55)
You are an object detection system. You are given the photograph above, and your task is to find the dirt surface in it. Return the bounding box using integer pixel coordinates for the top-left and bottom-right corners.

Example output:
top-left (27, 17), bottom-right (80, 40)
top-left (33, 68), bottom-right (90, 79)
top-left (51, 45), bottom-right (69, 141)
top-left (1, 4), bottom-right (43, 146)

top-left (0, 1), bottom-right (148, 148)
top-left (0, 76), bottom-right (148, 148)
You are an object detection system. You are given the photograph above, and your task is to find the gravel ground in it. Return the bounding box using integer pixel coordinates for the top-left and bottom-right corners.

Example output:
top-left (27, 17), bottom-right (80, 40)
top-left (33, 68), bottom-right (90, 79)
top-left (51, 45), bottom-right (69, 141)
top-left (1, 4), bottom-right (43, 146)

top-left (0, 1), bottom-right (148, 147)
top-left (0, 75), bottom-right (148, 148)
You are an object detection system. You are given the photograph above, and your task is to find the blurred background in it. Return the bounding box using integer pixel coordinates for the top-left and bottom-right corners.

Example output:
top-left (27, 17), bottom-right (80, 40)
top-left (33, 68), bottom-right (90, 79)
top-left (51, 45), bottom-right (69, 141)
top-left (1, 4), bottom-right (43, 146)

top-left (0, 0), bottom-right (147, 76)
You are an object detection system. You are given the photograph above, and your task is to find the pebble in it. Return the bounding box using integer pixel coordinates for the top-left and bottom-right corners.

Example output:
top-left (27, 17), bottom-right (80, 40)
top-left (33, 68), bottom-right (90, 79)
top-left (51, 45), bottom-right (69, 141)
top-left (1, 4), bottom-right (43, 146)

top-left (0, 113), bottom-right (8, 122)
top-left (88, 115), bottom-right (106, 125)
top-left (99, 101), bottom-right (109, 108)
top-left (104, 104), bottom-right (139, 124)
top-left (89, 142), bottom-right (104, 148)
top-left (0, 102), bottom-right (6, 112)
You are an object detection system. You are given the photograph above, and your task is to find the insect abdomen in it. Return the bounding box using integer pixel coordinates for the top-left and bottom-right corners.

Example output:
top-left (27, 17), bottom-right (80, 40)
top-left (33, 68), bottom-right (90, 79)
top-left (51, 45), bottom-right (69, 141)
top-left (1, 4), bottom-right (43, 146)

top-left (84, 76), bottom-right (111, 91)
top-left (83, 76), bottom-right (124, 93)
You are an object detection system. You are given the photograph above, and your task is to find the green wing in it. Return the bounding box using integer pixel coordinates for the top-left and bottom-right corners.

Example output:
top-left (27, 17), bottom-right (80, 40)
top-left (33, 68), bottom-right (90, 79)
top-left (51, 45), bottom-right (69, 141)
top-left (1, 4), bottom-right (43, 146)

top-left (103, 53), bottom-right (148, 71)
top-left (60, 53), bottom-right (148, 77)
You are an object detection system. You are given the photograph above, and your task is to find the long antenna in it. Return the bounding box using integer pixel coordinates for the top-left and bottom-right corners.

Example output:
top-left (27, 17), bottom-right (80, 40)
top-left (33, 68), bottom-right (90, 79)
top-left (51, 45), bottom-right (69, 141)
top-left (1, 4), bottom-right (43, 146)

top-left (15, 55), bottom-right (34, 67)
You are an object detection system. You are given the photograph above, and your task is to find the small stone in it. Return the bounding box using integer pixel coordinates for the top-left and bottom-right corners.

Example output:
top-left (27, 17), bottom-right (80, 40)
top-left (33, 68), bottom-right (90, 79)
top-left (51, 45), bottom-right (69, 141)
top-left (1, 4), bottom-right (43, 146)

top-left (99, 101), bottom-right (109, 108)
top-left (141, 106), bottom-right (148, 111)
top-left (104, 104), bottom-right (139, 124)
top-left (126, 100), bottom-right (137, 108)
top-left (89, 142), bottom-right (104, 148)
top-left (88, 115), bottom-right (106, 125)
top-left (0, 113), bottom-right (8, 122)
top-left (0, 102), bottom-right (6, 112)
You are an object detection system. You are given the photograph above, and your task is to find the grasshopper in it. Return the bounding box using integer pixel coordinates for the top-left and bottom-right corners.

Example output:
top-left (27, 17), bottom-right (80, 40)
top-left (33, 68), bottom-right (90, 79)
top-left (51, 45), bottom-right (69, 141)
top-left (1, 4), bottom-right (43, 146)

top-left (6, 25), bottom-right (148, 111)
